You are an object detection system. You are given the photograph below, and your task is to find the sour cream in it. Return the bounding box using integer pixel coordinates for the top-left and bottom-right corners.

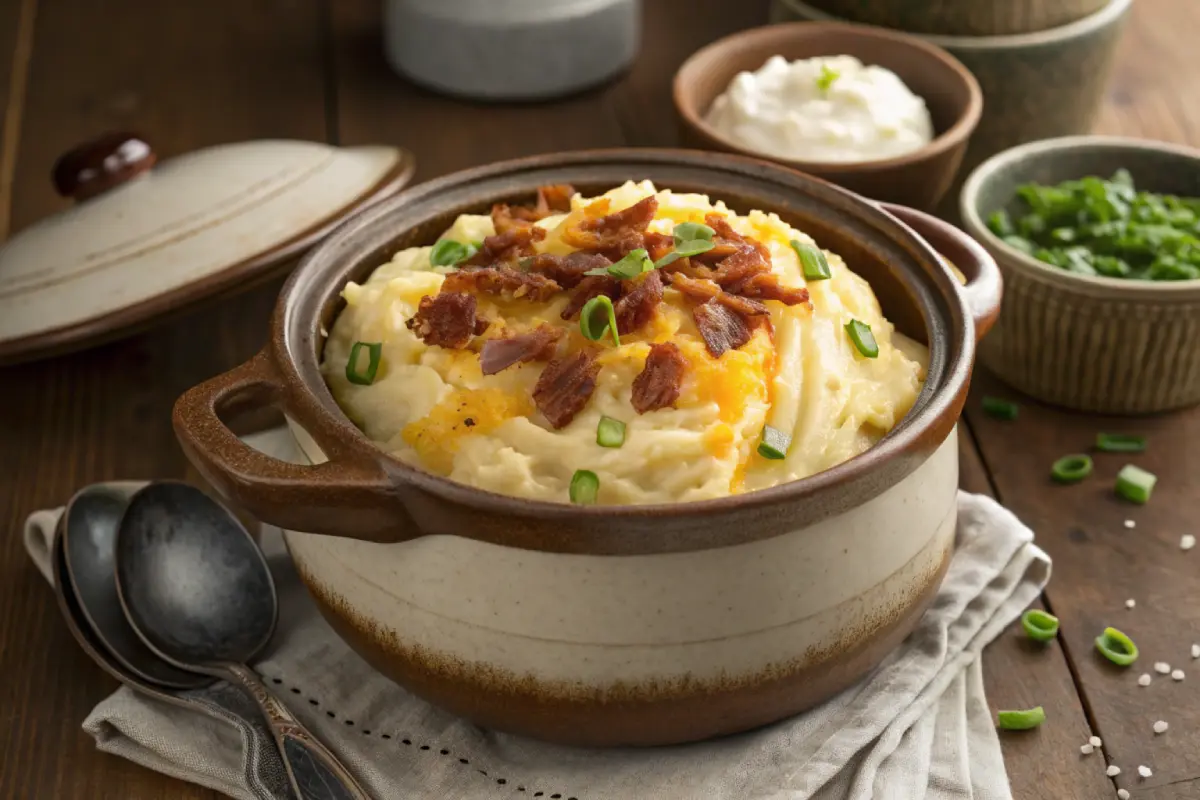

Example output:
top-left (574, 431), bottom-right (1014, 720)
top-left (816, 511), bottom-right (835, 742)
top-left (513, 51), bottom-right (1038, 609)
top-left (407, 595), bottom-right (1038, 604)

top-left (705, 55), bottom-right (935, 164)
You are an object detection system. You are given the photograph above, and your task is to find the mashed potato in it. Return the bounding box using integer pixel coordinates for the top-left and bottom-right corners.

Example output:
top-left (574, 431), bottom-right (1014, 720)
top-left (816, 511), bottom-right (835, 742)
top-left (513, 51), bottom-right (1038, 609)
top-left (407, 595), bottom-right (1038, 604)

top-left (321, 181), bottom-right (925, 505)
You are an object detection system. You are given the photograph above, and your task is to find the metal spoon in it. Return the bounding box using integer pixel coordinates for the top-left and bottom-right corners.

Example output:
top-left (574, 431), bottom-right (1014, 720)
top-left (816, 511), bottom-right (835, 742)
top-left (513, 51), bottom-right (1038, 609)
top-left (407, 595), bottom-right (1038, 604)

top-left (114, 481), bottom-right (372, 800)
top-left (59, 483), bottom-right (211, 690)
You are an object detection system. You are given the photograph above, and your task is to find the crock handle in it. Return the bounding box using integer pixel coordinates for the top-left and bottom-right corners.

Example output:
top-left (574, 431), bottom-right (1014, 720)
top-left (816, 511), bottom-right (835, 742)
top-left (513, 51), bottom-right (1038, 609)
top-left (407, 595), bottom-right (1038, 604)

top-left (172, 350), bottom-right (410, 543)
top-left (881, 203), bottom-right (1003, 343)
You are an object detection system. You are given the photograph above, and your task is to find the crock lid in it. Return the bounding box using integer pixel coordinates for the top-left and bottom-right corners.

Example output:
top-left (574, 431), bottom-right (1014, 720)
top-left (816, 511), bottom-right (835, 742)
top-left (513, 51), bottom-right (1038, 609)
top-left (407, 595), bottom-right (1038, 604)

top-left (0, 132), bottom-right (415, 365)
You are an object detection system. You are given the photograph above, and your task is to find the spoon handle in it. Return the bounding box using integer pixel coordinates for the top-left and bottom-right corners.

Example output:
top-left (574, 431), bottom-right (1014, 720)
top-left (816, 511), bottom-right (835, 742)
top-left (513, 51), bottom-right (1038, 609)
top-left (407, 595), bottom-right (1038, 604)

top-left (225, 662), bottom-right (373, 800)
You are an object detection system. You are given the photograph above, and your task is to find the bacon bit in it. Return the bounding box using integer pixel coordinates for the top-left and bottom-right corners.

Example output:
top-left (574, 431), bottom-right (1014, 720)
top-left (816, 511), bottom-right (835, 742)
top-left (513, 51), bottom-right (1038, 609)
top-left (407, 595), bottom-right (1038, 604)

top-left (562, 196), bottom-right (658, 251)
top-left (442, 266), bottom-right (560, 302)
top-left (614, 270), bottom-right (664, 334)
top-left (726, 272), bottom-right (812, 307)
top-left (668, 273), bottom-right (770, 317)
top-left (464, 226), bottom-right (546, 266)
top-left (526, 252), bottom-right (611, 289)
top-left (479, 325), bottom-right (564, 375)
top-left (693, 299), bottom-right (754, 358)
top-left (536, 183), bottom-right (576, 214)
top-left (533, 349), bottom-right (601, 429)
top-left (710, 244), bottom-right (771, 285)
top-left (406, 293), bottom-right (486, 349)
top-left (561, 275), bottom-right (621, 320)
top-left (643, 231), bottom-right (676, 262)
top-left (491, 203), bottom-right (541, 233)
top-left (632, 342), bottom-right (686, 413)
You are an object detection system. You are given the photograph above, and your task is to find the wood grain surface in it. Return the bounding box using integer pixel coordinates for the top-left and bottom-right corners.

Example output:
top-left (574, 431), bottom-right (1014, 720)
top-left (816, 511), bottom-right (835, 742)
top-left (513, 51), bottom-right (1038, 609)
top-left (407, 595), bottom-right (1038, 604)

top-left (0, 0), bottom-right (1196, 798)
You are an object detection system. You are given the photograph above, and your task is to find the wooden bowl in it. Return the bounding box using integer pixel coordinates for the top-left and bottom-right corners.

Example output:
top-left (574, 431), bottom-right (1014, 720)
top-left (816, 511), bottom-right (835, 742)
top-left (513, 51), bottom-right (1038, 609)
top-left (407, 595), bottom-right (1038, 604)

top-left (672, 22), bottom-right (982, 211)
top-left (961, 135), bottom-right (1200, 414)
top-left (794, 0), bottom-right (1111, 36)
top-left (772, 0), bottom-right (1134, 218)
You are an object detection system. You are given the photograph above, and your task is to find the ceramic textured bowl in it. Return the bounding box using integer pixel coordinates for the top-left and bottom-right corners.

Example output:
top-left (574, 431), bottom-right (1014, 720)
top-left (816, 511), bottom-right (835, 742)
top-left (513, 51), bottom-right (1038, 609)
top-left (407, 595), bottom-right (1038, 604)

top-left (772, 0), bottom-right (1133, 216)
top-left (962, 135), bottom-right (1200, 414)
top-left (797, 0), bottom-right (1110, 36)
top-left (173, 149), bottom-right (1001, 746)
top-left (672, 22), bottom-right (982, 212)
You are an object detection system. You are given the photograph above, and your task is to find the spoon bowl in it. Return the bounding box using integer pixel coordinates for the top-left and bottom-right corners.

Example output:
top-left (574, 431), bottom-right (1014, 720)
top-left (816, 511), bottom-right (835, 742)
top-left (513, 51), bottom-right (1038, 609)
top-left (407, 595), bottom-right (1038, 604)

top-left (115, 481), bottom-right (276, 668)
top-left (60, 483), bottom-right (209, 689)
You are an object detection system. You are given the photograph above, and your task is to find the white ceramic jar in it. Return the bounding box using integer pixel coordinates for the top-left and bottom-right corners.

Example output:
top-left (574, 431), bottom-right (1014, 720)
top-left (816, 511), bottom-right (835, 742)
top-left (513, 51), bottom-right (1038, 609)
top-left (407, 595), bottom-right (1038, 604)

top-left (382, 0), bottom-right (641, 100)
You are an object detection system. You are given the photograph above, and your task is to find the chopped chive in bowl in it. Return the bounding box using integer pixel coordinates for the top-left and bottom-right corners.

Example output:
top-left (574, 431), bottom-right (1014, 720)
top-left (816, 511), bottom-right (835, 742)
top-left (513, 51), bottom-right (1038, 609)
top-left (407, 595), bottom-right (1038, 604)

top-left (986, 169), bottom-right (1200, 281)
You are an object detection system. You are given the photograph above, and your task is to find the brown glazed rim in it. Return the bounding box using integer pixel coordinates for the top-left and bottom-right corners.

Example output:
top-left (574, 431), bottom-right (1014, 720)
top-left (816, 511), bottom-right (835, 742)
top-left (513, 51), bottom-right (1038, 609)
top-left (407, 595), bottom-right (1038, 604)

top-left (672, 21), bottom-right (984, 175)
top-left (244, 148), bottom-right (990, 525)
top-left (0, 148), bottom-right (417, 367)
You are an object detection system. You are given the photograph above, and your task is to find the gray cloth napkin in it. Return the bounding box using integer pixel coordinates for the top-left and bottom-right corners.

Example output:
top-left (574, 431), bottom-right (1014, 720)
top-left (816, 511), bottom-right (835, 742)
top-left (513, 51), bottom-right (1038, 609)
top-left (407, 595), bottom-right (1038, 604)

top-left (24, 427), bottom-right (1049, 800)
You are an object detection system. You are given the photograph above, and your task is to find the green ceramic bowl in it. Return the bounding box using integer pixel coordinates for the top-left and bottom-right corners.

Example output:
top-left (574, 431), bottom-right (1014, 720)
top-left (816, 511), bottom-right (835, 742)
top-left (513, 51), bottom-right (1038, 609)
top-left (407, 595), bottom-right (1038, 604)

top-left (797, 0), bottom-right (1110, 36)
top-left (771, 0), bottom-right (1133, 217)
top-left (961, 135), bottom-right (1200, 414)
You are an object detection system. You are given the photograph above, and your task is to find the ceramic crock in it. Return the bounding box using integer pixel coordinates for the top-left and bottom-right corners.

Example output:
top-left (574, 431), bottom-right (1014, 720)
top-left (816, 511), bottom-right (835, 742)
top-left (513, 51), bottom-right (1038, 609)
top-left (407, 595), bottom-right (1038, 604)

top-left (173, 149), bottom-right (1001, 746)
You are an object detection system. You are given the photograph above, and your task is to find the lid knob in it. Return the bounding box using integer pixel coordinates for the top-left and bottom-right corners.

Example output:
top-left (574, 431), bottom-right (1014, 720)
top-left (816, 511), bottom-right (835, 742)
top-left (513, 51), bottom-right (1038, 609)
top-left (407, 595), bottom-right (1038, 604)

top-left (52, 132), bottom-right (157, 202)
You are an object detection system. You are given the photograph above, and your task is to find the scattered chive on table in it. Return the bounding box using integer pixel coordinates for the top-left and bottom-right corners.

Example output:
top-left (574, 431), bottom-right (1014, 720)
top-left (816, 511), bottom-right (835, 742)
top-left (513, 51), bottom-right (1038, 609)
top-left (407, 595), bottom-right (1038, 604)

top-left (1, 0), bottom-right (1198, 797)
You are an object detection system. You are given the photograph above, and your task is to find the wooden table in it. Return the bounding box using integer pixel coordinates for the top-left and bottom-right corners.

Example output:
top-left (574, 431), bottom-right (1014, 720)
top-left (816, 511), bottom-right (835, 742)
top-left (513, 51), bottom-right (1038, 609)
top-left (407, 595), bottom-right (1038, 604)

top-left (1, 0), bottom-right (1196, 797)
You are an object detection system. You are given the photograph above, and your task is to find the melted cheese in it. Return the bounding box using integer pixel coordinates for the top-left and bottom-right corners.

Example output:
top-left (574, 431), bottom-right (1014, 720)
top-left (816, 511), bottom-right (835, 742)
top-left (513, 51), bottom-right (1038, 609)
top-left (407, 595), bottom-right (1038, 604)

top-left (321, 181), bottom-right (925, 505)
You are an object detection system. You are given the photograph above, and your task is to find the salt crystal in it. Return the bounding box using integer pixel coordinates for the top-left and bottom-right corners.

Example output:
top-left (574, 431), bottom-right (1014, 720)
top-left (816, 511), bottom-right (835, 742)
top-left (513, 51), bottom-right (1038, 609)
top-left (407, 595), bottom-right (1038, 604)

top-left (1138, 765), bottom-right (1152, 778)
top-left (1081, 743), bottom-right (1095, 755)
top-left (1107, 765), bottom-right (1121, 777)
top-left (1126, 598), bottom-right (1136, 609)
top-left (1124, 519), bottom-right (1136, 529)
top-left (1090, 735), bottom-right (1102, 747)
top-left (1138, 673), bottom-right (1152, 686)
top-left (1154, 720), bottom-right (1168, 734)
top-left (1192, 643), bottom-right (1200, 659)
top-left (1182, 534), bottom-right (1196, 551)
top-left (1172, 669), bottom-right (1185, 681)
top-left (1117, 790), bottom-right (1130, 800)
top-left (1155, 661), bottom-right (1171, 674)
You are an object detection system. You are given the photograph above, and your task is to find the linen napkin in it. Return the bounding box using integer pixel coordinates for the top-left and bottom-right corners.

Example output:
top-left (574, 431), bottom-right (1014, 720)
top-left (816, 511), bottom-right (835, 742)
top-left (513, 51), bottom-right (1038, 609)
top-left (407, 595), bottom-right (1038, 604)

top-left (24, 427), bottom-right (1050, 800)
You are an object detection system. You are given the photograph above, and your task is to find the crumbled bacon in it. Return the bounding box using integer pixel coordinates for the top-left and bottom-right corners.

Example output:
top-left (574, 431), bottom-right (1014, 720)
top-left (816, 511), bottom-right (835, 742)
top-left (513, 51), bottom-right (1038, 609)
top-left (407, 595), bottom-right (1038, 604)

top-left (533, 350), bottom-right (601, 429)
top-left (693, 299), bottom-right (754, 358)
top-left (561, 275), bottom-right (621, 320)
top-left (464, 226), bottom-right (546, 266)
top-left (406, 293), bottom-right (487, 349)
top-left (536, 183), bottom-right (576, 214)
top-left (526, 252), bottom-right (611, 289)
top-left (442, 266), bottom-right (560, 302)
top-left (668, 273), bottom-right (770, 317)
top-left (642, 231), bottom-right (676, 263)
top-left (631, 342), bottom-right (686, 413)
top-left (562, 196), bottom-right (658, 251)
top-left (709, 244), bottom-right (772, 286)
top-left (725, 272), bottom-right (812, 307)
top-left (479, 325), bottom-right (564, 376)
top-left (614, 270), bottom-right (664, 334)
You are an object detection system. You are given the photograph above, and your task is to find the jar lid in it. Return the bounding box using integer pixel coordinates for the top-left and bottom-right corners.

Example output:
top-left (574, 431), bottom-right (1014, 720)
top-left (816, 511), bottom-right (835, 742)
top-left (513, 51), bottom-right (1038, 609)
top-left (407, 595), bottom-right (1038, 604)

top-left (0, 132), bottom-right (415, 364)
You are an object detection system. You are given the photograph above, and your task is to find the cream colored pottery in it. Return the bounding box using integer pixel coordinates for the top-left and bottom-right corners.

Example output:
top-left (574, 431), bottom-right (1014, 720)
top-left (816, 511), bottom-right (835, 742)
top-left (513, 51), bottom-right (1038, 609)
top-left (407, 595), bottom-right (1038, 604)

top-left (0, 134), bottom-right (413, 364)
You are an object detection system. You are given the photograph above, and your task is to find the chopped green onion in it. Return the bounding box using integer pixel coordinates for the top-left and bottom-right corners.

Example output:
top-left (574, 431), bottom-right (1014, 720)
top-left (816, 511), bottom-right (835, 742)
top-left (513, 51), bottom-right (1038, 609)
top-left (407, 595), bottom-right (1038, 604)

top-left (579, 295), bottom-right (620, 347)
top-left (345, 341), bottom-right (382, 385)
top-left (844, 320), bottom-right (878, 358)
top-left (997, 707), bottom-right (1046, 731)
top-left (757, 425), bottom-right (791, 460)
top-left (981, 396), bottom-right (1019, 420)
top-left (1115, 464), bottom-right (1156, 504)
top-left (654, 239), bottom-right (716, 269)
top-left (673, 222), bottom-right (714, 241)
top-left (569, 469), bottom-right (600, 505)
top-left (596, 416), bottom-right (626, 448)
top-left (816, 63), bottom-right (840, 92)
top-left (1021, 609), bottom-right (1059, 642)
top-left (790, 240), bottom-right (832, 281)
top-left (1095, 433), bottom-right (1147, 453)
top-left (1051, 454), bottom-right (1093, 484)
top-left (1095, 626), bottom-right (1139, 666)
top-left (586, 248), bottom-right (653, 279)
top-left (430, 239), bottom-right (473, 267)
